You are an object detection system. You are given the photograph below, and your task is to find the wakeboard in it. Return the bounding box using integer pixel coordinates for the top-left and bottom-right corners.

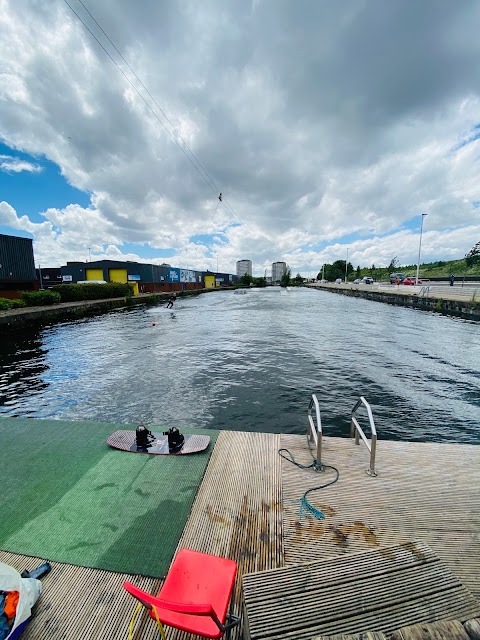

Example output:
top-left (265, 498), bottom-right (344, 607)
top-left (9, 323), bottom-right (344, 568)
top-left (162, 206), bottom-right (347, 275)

top-left (107, 430), bottom-right (210, 455)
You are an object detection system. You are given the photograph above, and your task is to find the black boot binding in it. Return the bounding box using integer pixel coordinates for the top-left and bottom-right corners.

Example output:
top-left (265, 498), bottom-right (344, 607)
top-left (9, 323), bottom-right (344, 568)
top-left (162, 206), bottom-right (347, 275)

top-left (136, 425), bottom-right (155, 449)
top-left (163, 427), bottom-right (185, 453)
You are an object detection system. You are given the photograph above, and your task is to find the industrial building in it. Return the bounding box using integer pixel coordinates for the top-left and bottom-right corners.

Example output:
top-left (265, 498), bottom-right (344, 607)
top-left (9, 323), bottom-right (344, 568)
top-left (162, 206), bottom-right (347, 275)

top-left (272, 261), bottom-right (287, 283)
top-left (0, 234), bottom-right (37, 298)
top-left (60, 260), bottom-right (237, 294)
top-left (36, 267), bottom-right (63, 288)
top-left (236, 259), bottom-right (252, 278)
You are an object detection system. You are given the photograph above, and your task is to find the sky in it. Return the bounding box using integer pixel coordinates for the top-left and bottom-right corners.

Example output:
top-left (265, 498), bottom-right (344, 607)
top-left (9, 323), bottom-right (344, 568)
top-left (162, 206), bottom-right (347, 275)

top-left (1, 0), bottom-right (479, 277)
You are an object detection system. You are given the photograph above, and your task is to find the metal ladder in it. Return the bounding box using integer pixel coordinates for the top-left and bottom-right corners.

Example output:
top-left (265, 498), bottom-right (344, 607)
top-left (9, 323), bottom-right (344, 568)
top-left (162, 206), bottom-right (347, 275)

top-left (350, 396), bottom-right (378, 476)
top-left (307, 394), bottom-right (378, 476)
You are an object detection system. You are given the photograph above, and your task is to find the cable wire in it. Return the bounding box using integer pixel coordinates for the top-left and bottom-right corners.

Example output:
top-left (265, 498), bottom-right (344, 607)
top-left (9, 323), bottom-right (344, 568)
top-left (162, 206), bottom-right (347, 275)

top-left (62, 0), bottom-right (239, 224)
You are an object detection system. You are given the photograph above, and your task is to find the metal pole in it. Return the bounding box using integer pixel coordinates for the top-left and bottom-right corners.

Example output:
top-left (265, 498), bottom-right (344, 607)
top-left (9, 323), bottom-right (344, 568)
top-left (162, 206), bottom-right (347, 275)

top-left (345, 248), bottom-right (349, 283)
top-left (38, 264), bottom-right (43, 290)
top-left (415, 214), bottom-right (427, 284)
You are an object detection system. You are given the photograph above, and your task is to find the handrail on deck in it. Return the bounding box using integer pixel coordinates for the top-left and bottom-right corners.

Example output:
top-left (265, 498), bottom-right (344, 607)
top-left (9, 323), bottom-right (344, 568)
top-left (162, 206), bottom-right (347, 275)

top-left (350, 396), bottom-right (377, 476)
top-left (307, 394), bottom-right (322, 467)
top-left (419, 285), bottom-right (431, 297)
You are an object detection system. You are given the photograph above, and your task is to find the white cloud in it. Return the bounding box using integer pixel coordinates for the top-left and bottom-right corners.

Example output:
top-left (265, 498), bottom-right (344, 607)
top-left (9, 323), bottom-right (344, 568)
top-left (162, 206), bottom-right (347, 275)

top-left (0, 0), bottom-right (479, 274)
top-left (0, 154), bottom-right (43, 174)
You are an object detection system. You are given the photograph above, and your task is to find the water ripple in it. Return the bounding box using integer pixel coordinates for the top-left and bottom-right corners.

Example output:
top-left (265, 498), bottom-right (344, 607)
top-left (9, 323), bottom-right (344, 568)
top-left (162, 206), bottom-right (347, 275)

top-left (0, 288), bottom-right (479, 443)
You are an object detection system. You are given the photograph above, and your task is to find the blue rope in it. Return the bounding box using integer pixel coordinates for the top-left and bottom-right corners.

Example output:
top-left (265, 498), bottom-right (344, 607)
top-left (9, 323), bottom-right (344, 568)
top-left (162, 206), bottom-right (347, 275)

top-left (278, 438), bottom-right (339, 521)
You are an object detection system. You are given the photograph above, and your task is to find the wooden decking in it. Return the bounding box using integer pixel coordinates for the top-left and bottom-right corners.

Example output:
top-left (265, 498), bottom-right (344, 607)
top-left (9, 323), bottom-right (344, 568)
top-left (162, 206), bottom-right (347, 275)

top-left (281, 434), bottom-right (480, 600)
top-left (242, 542), bottom-right (480, 639)
top-left (1, 430), bottom-right (479, 639)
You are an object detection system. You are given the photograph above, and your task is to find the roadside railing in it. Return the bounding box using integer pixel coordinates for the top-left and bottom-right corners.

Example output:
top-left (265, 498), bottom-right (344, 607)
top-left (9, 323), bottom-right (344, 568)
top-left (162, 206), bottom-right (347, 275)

top-left (307, 394), bottom-right (322, 467)
top-left (350, 397), bottom-right (377, 476)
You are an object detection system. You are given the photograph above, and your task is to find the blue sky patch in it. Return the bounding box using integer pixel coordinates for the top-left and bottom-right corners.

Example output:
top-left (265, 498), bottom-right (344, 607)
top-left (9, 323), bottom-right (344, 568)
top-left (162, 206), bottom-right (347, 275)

top-left (0, 143), bottom-right (91, 221)
top-left (121, 242), bottom-right (176, 260)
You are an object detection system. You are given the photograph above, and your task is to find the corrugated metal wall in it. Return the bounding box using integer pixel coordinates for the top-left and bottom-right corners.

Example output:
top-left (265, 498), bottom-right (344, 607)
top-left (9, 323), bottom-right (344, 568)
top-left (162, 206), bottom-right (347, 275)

top-left (0, 234), bottom-right (35, 281)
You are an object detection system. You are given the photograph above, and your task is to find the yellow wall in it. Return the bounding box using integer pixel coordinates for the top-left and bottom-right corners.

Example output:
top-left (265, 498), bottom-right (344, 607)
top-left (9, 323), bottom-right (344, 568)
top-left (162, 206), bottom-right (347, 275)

top-left (109, 268), bottom-right (128, 283)
top-left (204, 275), bottom-right (215, 289)
top-left (86, 269), bottom-right (104, 281)
top-left (130, 282), bottom-right (139, 295)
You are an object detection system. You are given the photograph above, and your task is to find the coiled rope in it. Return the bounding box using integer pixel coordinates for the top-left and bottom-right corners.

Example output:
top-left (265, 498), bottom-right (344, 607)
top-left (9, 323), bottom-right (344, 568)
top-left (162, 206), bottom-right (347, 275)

top-left (278, 435), bottom-right (339, 520)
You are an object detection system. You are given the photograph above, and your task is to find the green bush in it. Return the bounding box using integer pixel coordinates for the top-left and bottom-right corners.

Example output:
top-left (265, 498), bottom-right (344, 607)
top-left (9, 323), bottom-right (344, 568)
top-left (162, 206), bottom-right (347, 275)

top-left (0, 298), bottom-right (13, 310)
top-left (55, 283), bottom-right (132, 302)
top-left (10, 299), bottom-right (26, 308)
top-left (22, 290), bottom-right (61, 306)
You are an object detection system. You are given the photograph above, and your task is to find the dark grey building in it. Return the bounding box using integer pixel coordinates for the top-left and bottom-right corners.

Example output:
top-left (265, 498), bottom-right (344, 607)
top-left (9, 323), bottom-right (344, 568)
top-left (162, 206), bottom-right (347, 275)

top-left (60, 259), bottom-right (238, 292)
top-left (0, 234), bottom-right (36, 294)
top-left (36, 267), bottom-right (63, 288)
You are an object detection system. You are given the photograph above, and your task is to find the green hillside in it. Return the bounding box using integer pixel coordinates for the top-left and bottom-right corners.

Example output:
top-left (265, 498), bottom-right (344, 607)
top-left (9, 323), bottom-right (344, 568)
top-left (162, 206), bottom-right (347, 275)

top-left (359, 258), bottom-right (480, 282)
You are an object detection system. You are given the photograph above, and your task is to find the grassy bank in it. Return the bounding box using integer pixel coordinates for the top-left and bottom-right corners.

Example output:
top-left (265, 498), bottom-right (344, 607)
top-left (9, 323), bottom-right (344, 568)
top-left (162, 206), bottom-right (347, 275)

top-left (356, 258), bottom-right (480, 282)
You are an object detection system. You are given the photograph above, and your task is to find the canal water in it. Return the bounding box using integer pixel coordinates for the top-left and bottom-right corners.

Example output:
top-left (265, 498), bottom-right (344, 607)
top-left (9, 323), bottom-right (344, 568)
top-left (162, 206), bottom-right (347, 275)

top-left (1, 287), bottom-right (479, 444)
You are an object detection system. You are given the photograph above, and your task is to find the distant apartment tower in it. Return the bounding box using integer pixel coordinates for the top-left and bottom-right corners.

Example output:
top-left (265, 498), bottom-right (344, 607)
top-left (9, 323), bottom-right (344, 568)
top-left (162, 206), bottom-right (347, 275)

top-left (272, 261), bottom-right (286, 283)
top-left (236, 259), bottom-right (252, 278)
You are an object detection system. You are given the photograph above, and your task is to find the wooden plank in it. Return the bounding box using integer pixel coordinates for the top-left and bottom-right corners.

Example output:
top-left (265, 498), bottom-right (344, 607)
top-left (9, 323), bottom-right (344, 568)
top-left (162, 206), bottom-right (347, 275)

top-left (281, 435), bottom-right (480, 601)
top-left (0, 550), bottom-right (162, 640)
top-left (169, 430), bottom-right (284, 640)
top-left (390, 619), bottom-right (470, 639)
top-left (314, 634), bottom-right (388, 640)
top-left (243, 543), bottom-right (480, 640)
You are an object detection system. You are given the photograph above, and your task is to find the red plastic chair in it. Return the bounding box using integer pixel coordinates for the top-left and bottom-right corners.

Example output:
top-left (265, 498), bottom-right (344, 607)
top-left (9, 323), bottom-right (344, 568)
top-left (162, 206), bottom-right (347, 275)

top-left (124, 548), bottom-right (240, 639)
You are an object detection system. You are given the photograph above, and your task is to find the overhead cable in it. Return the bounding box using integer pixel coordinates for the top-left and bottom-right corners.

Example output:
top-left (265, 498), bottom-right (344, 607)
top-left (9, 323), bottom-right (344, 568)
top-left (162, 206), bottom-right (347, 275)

top-left (63, 0), bottom-right (239, 224)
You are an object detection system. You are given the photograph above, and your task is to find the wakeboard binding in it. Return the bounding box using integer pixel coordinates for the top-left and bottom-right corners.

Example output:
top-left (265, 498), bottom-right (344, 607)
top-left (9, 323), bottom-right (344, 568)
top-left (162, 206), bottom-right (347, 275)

top-left (136, 425), bottom-right (155, 449)
top-left (163, 427), bottom-right (185, 453)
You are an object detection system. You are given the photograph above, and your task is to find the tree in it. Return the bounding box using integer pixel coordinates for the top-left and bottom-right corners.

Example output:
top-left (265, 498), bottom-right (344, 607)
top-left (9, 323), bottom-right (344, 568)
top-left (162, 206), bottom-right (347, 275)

top-left (280, 267), bottom-right (291, 287)
top-left (240, 273), bottom-right (253, 286)
top-left (388, 256), bottom-right (399, 271)
top-left (252, 276), bottom-right (266, 287)
top-left (294, 272), bottom-right (303, 283)
top-left (322, 260), bottom-right (353, 282)
top-left (465, 241), bottom-right (480, 267)
top-left (356, 265), bottom-right (361, 278)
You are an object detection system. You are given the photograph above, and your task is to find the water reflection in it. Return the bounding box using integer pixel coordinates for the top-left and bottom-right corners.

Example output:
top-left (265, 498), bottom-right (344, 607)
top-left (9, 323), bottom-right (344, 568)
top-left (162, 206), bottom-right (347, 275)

top-left (0, 327), bottom-right (50, 414)
top-left (0, 288), bottom-right (479, 443)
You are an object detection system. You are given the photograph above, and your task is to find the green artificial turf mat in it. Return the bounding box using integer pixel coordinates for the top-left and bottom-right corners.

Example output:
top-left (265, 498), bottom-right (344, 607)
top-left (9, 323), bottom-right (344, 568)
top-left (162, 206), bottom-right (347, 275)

top-left (0, 417), bottom-right (217, 577)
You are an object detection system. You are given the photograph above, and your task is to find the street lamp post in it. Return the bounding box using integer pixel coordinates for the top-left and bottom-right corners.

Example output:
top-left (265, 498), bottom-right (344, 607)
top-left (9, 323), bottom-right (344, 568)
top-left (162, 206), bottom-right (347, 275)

top-left (415, 214), bottom-right (427, 285)
top-left (345, 248), bottom-right (349, 283)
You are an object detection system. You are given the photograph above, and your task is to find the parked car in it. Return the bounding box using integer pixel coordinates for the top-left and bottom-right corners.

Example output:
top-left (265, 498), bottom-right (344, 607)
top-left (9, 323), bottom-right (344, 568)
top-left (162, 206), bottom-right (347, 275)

top-left (403, 277), bottom-right (422, 285)
top-left (353, 278), bottom-right (361, 284)
top-left (390, 273), bottom-right (406, 284)
top-left (362, 277), bottom-right (374, 284)
top-left (335, 278), bottom-right (342, 284)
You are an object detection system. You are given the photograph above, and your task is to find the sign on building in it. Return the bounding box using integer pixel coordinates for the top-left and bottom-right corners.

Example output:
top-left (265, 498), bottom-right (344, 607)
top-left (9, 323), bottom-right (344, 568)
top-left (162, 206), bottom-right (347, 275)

top-left (168, 268), bottom-right (180, 282)
top-left (180, 269), bottom-right (195, 283)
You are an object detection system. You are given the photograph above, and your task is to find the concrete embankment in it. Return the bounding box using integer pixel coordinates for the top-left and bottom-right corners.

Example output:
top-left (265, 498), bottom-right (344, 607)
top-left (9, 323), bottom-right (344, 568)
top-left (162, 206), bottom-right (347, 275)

top-left (0, 289), bottom-right (207, 327)
top-left (310, 283), bottom-right (480, 321)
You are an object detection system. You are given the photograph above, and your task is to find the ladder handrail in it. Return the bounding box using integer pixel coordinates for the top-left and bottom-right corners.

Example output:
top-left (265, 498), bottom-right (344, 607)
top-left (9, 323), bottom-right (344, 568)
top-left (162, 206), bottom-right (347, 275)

top-left (350, 396), bottom-right (378, 476)
top-left (307, 394), bottom-right (322, 466)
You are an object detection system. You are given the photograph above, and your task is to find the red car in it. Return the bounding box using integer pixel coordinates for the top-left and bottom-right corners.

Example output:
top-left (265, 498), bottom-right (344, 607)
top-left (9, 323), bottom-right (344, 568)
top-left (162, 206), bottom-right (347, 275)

top-left (403, 277), bottom-right (422, 285)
